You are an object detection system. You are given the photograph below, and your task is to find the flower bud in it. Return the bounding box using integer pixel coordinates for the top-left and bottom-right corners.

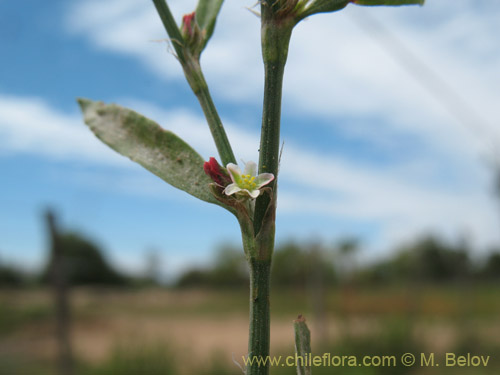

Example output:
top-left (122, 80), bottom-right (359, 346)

top-left (182, 12), bottom-right (196, 38)
top-left (204, 157), bottom-right (231, 186)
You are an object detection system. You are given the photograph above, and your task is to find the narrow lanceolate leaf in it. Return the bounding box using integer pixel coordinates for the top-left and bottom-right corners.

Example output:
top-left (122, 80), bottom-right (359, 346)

top-left (294, 315), bottom-right (312, 375)
top-left (300, 0), bottom-right (423, 19)
top-left (77, 98), bottom-right (223, 207)
top-left (195, 0), bottom-right (224, 48)
top-left (352, 0), bottom-right (424, 6)
top-left (300, 0), bottom-right (350, 19)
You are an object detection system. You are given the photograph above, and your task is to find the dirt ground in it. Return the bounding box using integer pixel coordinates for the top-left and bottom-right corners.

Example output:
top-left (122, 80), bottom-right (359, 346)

top-left (1, 287), bottom-right (500, 371)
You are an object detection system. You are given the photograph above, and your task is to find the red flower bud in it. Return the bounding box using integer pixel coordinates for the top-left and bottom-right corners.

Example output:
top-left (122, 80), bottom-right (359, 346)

top-left (204, 157), bottom-right (231, 186)
top-left (182, 12), bottom-right (196, 38)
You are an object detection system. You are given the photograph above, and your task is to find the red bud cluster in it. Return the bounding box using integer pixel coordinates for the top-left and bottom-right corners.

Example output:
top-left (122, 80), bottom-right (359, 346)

top-left (203, 157), bottom-right (231, 187)
top-left (182, 12), bottom-right (196, 37)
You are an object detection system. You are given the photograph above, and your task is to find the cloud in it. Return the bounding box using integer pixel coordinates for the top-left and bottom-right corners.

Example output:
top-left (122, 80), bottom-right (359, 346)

top-left (3, 93), bottom-right (496, 253)
top-left (65, 0), bottom-right (264, 98)
top-left (4, 0), bottom-right (499, 256)
top-left (0, 95), bottom-right (125, 164)
top-left (65, 0), bottom-right (500, 179)
top-left (0, 94), bottom-right (249, 168)
top-left (65, 0), bottom-right (262, 92)
top-left (66, 0), bottom-right (182, 79)
top-left (285, 4), bottom-right (500, 161)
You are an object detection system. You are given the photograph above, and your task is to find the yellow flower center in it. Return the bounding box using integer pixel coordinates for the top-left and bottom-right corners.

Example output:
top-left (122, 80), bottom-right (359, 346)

top-left (239, 174), bottom-right (257, 190)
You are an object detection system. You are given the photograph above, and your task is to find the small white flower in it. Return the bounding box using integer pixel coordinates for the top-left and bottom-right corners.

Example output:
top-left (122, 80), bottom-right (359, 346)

top-left (224, 161), bottom-right (274, 199)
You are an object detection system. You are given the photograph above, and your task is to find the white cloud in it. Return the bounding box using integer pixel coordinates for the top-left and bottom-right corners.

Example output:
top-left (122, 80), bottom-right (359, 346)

top-left (285, 4), bottom-right (500, 160)
top-left (3, 94), bottom-right (497, 253)
top-left (67, 0), bottom-right (181, 80)
top-left (3, 0), bottom-right (499, 260)
top-left (65, 0), bottom-right (264, 98)
top-left (0, 95), bottom-right (125, 164)
top-left (0, 94), bottom-right (249, 168)
top-left (65, 0), bottom-right (500, 168)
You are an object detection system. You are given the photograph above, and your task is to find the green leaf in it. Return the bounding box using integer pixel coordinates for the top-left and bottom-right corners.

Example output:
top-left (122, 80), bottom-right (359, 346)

top-left (299, 0), bottom-right (423, 19)
top-left (294, 315), bottom-right (312, 375)
top-left (301, 0), bottom-right (350, 18)
top-left (353, 0), bottom-right (424, 6)
top-left (196, 0), bottom-right (224, 49)
top-left (77, 98), bottom-right (224, 208)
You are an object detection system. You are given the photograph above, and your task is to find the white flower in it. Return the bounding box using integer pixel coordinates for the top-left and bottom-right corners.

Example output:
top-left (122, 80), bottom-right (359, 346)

top-left (224, 161), bottom-right (274, 199)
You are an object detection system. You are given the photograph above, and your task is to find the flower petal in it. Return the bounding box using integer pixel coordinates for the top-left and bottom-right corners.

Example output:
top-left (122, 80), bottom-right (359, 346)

top-left (254, 173), bottom-right (274, 188)
top-left (247, 189), bottom-right (260, 199)
top-left (224, 183), bottom-right (241, 196)
top-left (226, 163), bottom-right (242, 184)
top-left (243, 161), bottom-right (257, 176)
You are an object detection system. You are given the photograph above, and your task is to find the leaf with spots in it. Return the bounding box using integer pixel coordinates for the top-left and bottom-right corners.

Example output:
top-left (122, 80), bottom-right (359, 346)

top-left (78, 98), bottom-right (226, 208)
top-left (352, 0), bottom-right (424, 6)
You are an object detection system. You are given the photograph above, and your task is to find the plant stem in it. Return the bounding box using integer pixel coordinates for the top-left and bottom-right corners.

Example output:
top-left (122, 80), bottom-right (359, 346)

top-left (246, 5), bottom-right (295, 375)
top-left (247, 258), bottom-right (272, 375)
top-left (152, 0), bottom-right (186, 64)
top-left (184, 58), bottom-right (236, 166)
top-left (254, 13), bottom-right (294, 235)
top-left (152, 0), bottom-right (236, 166)
top-left (253, 60), bottom-right (286, 234)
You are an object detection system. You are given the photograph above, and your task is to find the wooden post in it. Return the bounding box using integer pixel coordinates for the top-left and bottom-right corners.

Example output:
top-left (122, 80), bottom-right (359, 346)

top-left (46, 211), bottom-right (73, 375)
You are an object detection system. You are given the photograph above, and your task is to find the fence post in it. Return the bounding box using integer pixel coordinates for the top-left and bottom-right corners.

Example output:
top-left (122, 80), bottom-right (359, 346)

top-left (46, 210), bottom-right (73, 375)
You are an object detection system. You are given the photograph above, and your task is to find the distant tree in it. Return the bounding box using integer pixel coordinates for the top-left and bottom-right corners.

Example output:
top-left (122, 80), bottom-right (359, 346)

top-left (360, 235), bottom-right (472, 284)
top-left (271, 242), bottom-right (307, 287)
top-left (0, 261), bottom-right (25, 287)
top-left (208, 245), bottom-right (248, 287)
top-left (176, 245), bottom-right (248, 288)
top-left (272, 241), bottom-right (336, 288)
top-left (480, 163), bottom-right (500, 280)
top-left (334, 237), bottom-right (360, 283)
top-left (41, 232), bottom-right (127, 286)
top-left (143, 249), bottom-right (163, 285)
top-left (494, 165), bottom-right (500, 205)
top-left (409, 236), bottom-right (471, 282)
top-left (176, 241), bottom-right (337, 289)
top-left (176, 269), bottom-right (211, 288)
top-left (479, 251), bottom-right (500, 280)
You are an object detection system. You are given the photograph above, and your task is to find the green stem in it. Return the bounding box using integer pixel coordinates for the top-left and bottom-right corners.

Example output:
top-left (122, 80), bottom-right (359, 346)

top-left (253, 60), bottom-right (286, 234)
top-left (247, 258), bottom-right (272, 375)
top-left (246, 6), bottom-right (295, 375)
top-left (184, 59), bottom-right (236, 166)
top-left (254, 11), bottom-right (294, 235)
top-left (151, 0), bottom-right (186, 64)
top-left (152, 0), bottom-right (236, 166)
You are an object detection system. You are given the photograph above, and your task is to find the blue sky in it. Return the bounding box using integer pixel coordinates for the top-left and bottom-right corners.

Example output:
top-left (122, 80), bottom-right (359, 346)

top-left (1, 0), bottom-right (500, 278)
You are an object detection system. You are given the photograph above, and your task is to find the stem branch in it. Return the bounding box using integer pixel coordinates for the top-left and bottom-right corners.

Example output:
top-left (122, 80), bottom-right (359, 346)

top-left (152, 0), bottom-right (236, 166)
top-left (185, 60), bottom-right (236, 166)
top-left (152, 0), bottom-right (186, 64)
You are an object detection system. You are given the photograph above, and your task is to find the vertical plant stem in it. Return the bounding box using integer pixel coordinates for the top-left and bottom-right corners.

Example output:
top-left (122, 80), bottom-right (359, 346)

top-left (152, 0), bottom-right (236, 166)
top-left (151, 0), bottom-right (186, 64)
top-left (246, 5), bottom-right (295, 375)
top-left (247, 258), bottom-right (272, 375)
top-left (253, 60), bottom-right (286, 234)
top-left (254, 11), bottom-right (293, 234)
top-left (185, 59), bottom-right (237, 166)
